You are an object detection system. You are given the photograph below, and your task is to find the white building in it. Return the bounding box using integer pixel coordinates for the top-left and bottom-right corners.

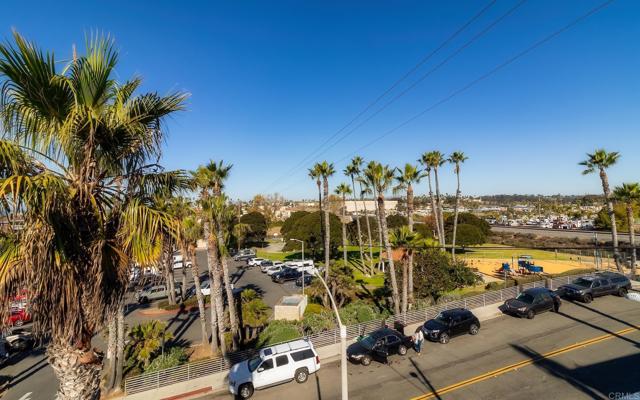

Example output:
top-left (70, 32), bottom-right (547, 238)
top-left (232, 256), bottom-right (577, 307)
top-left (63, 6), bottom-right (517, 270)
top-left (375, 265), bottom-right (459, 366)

top-left (344, 200), bottom-right (398, 214)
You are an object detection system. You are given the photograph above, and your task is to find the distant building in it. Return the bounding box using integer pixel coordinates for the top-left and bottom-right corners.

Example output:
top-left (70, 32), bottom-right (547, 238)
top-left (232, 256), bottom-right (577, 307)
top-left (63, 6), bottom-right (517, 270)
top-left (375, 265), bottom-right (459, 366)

top-left (343, 200), bottom-right (398, 214)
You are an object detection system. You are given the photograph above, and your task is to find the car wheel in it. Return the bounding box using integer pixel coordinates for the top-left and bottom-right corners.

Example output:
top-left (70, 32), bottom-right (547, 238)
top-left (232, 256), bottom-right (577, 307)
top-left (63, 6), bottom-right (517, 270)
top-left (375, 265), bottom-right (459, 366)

top-left (469, 324), bottom-right (479, 335)
top-left (278, 279), bottom-right (284, 284)
top-left (583, 294), bottom-right (593, 303)
top-left (439, 333), bottom-right (450, 344)
top-left (398, 345), bottom-right (407, 355)
top-left (295, 367), bottom-right (309, 383)
top-left (238, 383), bottom-right (254, 399)
top-left (361, 355), bottom-right (372, 366)
top-left (552, 303), bottom-right (560, 313)
top-left (618, 288), bottom-right (628, 297)
top-left (526, 310), bottom-right (535, 319)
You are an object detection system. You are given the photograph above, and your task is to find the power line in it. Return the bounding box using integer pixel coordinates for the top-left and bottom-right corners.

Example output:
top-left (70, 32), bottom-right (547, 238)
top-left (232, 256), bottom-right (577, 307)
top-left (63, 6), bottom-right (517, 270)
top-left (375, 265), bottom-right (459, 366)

top-left (260, 0), bottom-right (497, 192)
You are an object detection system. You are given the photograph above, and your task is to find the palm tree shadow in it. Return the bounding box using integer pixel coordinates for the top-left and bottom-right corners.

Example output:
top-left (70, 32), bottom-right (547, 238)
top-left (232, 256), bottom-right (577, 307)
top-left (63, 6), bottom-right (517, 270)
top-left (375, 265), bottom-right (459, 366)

top-left (408, 357), bottom-right (442, 399)
top-left (314, 372), bottom-right (323, 400)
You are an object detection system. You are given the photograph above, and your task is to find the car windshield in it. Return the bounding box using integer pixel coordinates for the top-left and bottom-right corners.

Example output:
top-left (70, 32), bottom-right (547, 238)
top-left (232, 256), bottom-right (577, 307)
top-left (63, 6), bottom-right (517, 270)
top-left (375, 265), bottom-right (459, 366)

top-left (358, 334), bottom-right (378, 350)
top-left (248, 356), bottom-right (262, 372)
top-left (572, 278), bottom-right (593, 288)
top-left (516, 293), bottom-right (535, 304)
top-left (434, 313), bottom-right (452, 324)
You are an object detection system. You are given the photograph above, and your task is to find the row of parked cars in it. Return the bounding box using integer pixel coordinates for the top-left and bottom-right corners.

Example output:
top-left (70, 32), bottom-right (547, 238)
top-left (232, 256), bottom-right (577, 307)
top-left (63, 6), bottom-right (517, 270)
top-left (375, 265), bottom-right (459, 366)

top-left (243, 256), bottom-right (317, 286)
top-left (228, 271), bottom-right (632, 398)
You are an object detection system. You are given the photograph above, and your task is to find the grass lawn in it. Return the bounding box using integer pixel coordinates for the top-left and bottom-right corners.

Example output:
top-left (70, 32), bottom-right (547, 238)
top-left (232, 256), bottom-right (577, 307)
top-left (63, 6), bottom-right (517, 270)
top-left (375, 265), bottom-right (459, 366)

top-left (255, 249), bottom-right (301, 261)
top-left (459, 243), bottom-right (591, 262)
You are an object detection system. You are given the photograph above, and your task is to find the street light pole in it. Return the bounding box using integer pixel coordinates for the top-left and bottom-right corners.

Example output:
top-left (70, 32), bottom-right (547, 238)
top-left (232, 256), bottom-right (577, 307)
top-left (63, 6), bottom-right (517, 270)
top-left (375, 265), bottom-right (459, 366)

top-left (314, 271), bottom-right (348, 400)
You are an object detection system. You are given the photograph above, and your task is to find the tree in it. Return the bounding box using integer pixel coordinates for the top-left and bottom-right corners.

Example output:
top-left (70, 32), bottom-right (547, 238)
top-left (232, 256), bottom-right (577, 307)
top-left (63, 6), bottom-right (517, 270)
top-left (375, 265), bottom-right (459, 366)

top-left (445, 224), bottom-right (485, 246)
top-left (0, 33), bottom-right (187, 399)
top-left (580, 149), bottom-right (623, 272)
top-left (344, 159), bottom-right (366, 271)
top-left (448, 151), bottom-right (468, 260)
top-left (352, 157), bottom-right (375, 273)
top-left (389, 226), bottom-right (423, 313)
top-left (239, 211), bottom-right (268, 245)
top-left (280, 211), bottom-right (309, 236)
top-left (306, 264), bottom-right (357, 308)
top-left (282, 211), bottom-right (342, 259)
top-left (240, 289), bottom-right (271, 341)
top-left (420, 153), bottom-right (443, 249)
top-left (127, 321), bottom-right (173, 370)
top-left (445, 213), bottom-right (491, 236)
top-left (613, 183), bottom-right (640, 278)
top-left (314, 161), bottom-right (335, 280)
top-left (361, 162), bottom-right (401, 314)
top-left (335, 183), bottom-right (352, 267)
top-left (386, 214), bottom-right (409, 229)
top-left (412, 250), bottom-right (479, 302)
top-left (232, 223), bottom-right (252, 251)
top-left (422, 151), bottom-right (447, 249)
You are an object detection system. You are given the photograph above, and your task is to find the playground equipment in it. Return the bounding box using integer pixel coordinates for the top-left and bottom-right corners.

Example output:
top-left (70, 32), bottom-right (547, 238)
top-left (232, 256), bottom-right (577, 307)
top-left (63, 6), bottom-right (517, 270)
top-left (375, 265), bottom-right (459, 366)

top-left (517, 255), bottom-right (544, 274)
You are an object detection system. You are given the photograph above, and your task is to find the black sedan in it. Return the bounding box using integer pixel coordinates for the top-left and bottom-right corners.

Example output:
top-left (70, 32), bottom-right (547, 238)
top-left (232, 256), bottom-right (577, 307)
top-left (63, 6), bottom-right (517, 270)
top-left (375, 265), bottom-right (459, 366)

top-left (271, 267), bottom-right (302, 283)
top-left (347, 328), bottom-right (413, 366)
top-left (295, 274), bottom-right (314, 287)
top-left (503, 287), bottom-right (561, 319)
top-left (422, 308), bottom-right (480, 344)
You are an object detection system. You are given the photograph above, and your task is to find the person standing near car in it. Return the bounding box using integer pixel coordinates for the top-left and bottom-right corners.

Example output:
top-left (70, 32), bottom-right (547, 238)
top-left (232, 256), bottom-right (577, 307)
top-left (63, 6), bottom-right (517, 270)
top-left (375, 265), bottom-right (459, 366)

top-left (414, 329), bottom-right (424, 355)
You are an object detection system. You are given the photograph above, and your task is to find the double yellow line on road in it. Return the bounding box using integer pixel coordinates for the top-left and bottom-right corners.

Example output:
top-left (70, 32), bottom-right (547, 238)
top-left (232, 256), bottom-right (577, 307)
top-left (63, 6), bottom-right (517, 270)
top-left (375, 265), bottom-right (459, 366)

top-left (411, 326), bottom-right (639, 400)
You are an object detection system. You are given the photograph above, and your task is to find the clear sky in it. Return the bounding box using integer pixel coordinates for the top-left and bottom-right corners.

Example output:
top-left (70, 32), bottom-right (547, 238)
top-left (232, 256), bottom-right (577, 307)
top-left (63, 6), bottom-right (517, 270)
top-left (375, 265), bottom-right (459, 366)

top-left (2, 1), bottom-right (638, 200)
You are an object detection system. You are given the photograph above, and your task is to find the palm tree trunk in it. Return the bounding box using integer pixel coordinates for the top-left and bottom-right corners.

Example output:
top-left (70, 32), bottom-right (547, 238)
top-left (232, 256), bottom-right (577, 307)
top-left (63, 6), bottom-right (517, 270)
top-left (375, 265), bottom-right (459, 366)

top-left (373, 187), bottom-right (383, 271)
top-left (626, 204), bottom-right (637, 279)
top-left (341, 194), bottom-right (348, 266)
top-left (203, 221), bottom-right (221, 355)
top-left (323, 177), bottom-right (331, 281)
top-left (208, 232), bottom-right (227, 355)
top-left (189, 247), bottom-right (209, 346)
top-left (359, 182), bottom-right (375, 274)
top-left (427, 171), bottom-right (443, 248)
top-left (451, 167), bottom-right (461, 260)
top-left (181, 265), bottom-right (188, 302)
top-left (216, 221), bottom-right (239, 350)
top-left (600, 169), bottom-right (622, 272)
top-left (434, 167), bottom-right (446, 248)
top-left (48, 341), bottom-right (102, 400)
top-left (114, 303), bottom-right (125, 391)
top-left (407, 184), bottom-right (415, 308)
top-left (378, 195), bottom-right (400, 314)
top-left (401, 257), bottom-right (408, 314)
top-left (350, 177), bottom-right (365, 270)
top-left (105, 312), bottom-right (117, 392)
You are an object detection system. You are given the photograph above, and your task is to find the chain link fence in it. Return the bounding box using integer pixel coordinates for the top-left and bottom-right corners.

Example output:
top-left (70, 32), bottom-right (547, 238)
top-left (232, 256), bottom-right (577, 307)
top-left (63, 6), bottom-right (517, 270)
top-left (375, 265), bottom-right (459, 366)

top-left (124, 272), bottom-right (596, 395)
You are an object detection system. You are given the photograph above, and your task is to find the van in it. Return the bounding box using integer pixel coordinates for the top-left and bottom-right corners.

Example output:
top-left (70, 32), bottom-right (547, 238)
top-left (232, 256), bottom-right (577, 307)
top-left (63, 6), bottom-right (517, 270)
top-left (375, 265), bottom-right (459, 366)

top-left (228, 339), bottom-right (321, 399)
top-left (286, 260), bottom-right (315, 273)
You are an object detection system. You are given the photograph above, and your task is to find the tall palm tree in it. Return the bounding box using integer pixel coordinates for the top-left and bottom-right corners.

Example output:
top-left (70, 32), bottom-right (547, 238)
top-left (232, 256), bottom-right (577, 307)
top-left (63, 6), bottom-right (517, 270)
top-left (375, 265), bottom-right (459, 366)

top-left (580, 149), bottom-right (623, 272)
top-left (394, 163), bottom-right (422, 307)
top-left (335, 183), bottom-right (352, 267)
top-left (308, 166), bottom-right (324, 259)
top-left (314, 161), bottom-right (335, 280)
top-left (448, 152), bottom-right (468, 260)
top-left (362, 162), bottom-right (401, 314)
top-left (344, 159), bottom-right (366, 270)
top-left (613, 183), bottom-right (639, 279)
top-left (421, 152), bottom-right (446, 249)
top-left (389, 227), bottom-right (422, 313)
top-left (420, 155), bottom-right (441, 247)
top-left (0, 33), bottom-right (187, 399)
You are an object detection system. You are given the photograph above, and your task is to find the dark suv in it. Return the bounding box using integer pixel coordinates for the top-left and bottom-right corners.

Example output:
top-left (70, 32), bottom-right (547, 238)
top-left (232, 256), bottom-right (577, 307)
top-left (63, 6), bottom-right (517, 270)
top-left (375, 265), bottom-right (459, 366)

top-left (557, 272), bottom-right (631, 303)
top-left (271, 268), bottom-right (302, 283)
top-left (346, 328), bottom-right (413, 366)
top-left (421, 308), bottom-right (480, 344)
top-left (503, 288), bottom-right (561, 319)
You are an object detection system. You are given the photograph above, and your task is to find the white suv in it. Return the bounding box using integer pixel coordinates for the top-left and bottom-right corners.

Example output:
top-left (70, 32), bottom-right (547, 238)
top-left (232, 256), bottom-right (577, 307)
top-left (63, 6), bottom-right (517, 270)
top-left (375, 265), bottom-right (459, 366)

top-left (248, 258), bottom-right (265, 267)
top-left (228, 339), bottom-right (321, 399)
top-left (261, 261), bottom-right (284, 273)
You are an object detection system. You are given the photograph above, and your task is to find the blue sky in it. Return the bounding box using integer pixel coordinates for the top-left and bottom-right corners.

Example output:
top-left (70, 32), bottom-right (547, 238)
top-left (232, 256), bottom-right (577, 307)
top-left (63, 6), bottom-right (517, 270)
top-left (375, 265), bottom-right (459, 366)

top-left (2, 1), bottom-right (639, 200)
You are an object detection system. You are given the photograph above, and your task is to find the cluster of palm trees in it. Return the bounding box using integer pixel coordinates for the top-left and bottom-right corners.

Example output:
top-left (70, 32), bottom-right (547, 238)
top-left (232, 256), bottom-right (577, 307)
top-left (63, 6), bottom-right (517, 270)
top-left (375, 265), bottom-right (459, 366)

top-left (308, 151), bottom-right (468, 315)
top-left (580, 149), bottom-right (638, 278)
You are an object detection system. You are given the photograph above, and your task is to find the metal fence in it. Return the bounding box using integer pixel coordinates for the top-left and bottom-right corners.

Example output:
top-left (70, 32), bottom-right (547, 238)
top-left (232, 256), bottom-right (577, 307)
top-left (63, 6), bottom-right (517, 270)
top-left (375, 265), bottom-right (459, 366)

top-left (124, 272), bottom-right (594, 395)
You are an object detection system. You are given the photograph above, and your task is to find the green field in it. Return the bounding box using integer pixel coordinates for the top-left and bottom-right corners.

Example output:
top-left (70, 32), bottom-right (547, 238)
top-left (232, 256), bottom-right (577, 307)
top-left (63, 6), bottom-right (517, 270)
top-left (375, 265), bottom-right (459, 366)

top-left (459, 243), bottom-right (593, 262)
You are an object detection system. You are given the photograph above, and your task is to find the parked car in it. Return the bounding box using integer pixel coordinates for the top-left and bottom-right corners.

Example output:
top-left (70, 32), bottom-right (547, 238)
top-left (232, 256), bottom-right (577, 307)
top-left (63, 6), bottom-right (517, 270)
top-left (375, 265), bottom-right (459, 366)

top-left (248, 258), bottom-right (266, 267)
top-left (295, 274), bottom-right (314, 287)
top-left (4, 328), bottom-right (35, 352)
top-left (286, 260), bottom-right (315, 273)
top-left (228, 339), bottom-right (321, 399)
top-left (7, 308), bottom-right (31, 327)
top-left (421, 308), bottom-right (480, 344)
top-left (234, 249), bottom-right (256, 261)
top-left (503, 287), bottom-right (561, 319)
top-left (136, 284), bottom-right (182, 304)
top-left (261, 261), bottom-right (284, 273)
top-left (266, 265), bottom-right (286, 276)
top-left (272, 268), bottom-right (302, 283)
top-left (347, 327), bottom-right (413, 366)
top-left (557, 272), bottom-right (631, 303)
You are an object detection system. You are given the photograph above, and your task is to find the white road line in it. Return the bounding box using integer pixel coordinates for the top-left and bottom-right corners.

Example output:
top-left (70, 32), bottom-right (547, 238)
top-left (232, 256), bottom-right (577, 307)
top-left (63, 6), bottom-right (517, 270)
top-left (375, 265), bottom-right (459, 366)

top-left (17, 392), bottom-right (33, 400)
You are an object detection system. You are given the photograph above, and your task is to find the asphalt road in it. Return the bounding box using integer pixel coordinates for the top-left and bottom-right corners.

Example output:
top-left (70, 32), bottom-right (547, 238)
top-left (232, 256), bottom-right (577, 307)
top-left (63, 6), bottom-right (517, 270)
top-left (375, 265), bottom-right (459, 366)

top-left (1, 251), bottom-right (300, 400)
top-left (207, 294), bottom-right (640, 400)
top-left (491, 226), bottom-right (630, 243)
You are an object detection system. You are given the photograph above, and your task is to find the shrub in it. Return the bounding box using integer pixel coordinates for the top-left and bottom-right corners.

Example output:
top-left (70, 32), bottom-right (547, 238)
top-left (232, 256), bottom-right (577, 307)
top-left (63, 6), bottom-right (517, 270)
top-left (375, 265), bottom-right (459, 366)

top-left (338, 300), bottom-right (388, 325)
top-left (303, 303), bottom-right (326, 316)
top-left (302, 310), bottom-right (336, 334)
top-left (446, 224), bottom-right (485, 246)
top-left (145, 347), bottom-right (188, 372)
top-left (256, 320), bottom-right (302, 347)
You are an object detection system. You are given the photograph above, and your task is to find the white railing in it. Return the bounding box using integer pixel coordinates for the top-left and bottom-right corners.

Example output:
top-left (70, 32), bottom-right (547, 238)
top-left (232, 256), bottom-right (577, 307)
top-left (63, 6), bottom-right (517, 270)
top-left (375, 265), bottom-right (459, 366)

top-left (124, 272), bottom-right (595, 395)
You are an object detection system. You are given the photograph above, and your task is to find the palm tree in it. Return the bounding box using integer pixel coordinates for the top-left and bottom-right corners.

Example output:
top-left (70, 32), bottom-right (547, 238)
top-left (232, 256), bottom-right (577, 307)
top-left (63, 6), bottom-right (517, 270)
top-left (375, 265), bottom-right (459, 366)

top-left (389, 227), bottom-right (422, 313)
top-left (308, 166), bottom-right (324, 258)
top-left (362, 162), bottom-right (401, 314)
top-left (240, 289), bottom-right (270, 341)
top-left (344, 159), bottom-right (366, 270)
top-left (127, 321), bottom-right (173, 369)
top-left (394, 164), bottom-right (422, 307)
top-left (0, 33), bottom-right (187, 399)
top-left (580, 150), bottom-right (623, 272)
top-left (419, 154), bottom-right (442, 248)
top-left (425, 151), bottom-right (447, 248)
top-left (613, 183), bottom-right (640, 278)
top-left (314, 161), bottom-right (335, 280)
top-left (335, 183), bottom-right (352, 267)
top-left (448, 152), bottom-right (468, 260)
top-left (350, 156), bottom-right (375, 274)
top-left (233, 223), bottom-right (252, 251)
